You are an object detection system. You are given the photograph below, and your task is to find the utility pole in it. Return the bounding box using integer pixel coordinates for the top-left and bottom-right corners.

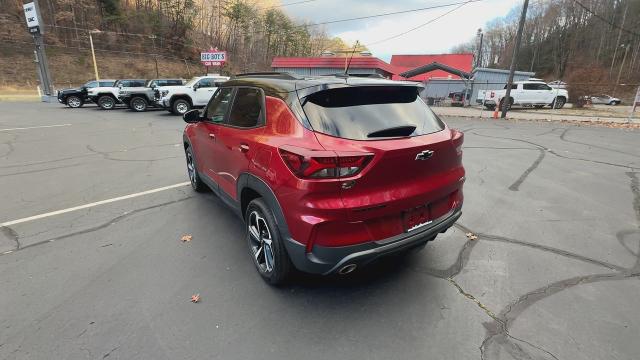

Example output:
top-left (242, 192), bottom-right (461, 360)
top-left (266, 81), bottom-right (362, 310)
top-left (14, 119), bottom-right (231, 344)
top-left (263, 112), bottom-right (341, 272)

top-left (501, 0), bottom-right (529, 118)
top-left (615, 44), bottom-right (630, 94)
top-left (150, 35), bottom-right (159, 78)
top-left (88, 30), bottom-right (101, 80)
top-left (23, 0), bottom-right (53, 98)
top-left (476, 28), bottom-right (483, 68)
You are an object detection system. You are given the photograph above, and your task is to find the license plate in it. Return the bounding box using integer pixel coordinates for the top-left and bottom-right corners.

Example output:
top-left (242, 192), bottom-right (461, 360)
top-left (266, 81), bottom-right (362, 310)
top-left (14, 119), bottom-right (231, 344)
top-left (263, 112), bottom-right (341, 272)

top-left (403, 205), bottom-right (432, 232)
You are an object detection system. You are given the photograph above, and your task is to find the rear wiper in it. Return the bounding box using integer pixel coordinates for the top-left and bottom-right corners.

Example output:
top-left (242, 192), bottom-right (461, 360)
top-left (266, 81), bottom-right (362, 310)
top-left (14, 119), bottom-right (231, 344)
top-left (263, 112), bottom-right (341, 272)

top-left (367, 125), bottom-right (416, 138)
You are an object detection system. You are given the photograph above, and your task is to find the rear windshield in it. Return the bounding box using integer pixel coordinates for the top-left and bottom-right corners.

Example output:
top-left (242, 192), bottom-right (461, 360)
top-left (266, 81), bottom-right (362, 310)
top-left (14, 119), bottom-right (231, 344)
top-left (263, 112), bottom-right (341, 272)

top-left (301, 86), bottom-right (444, 140)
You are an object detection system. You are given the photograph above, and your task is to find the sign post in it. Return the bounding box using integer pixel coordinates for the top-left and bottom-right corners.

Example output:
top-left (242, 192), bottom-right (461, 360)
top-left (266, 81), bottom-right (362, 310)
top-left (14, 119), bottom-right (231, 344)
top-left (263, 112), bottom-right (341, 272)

top-left (200, 49), bottom-right (226, 74)
top-left (630, 86), bottom-right (640, 122)
top-left (23, 0), bottom-right (53, 98)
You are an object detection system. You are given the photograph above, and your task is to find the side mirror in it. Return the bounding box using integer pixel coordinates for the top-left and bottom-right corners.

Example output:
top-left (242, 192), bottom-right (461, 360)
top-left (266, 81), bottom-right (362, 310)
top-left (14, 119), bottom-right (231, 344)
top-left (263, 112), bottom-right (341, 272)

top-left (183, 109), bottom-right (202, 123)
top-left (193, 83), bottom-right (200, 91)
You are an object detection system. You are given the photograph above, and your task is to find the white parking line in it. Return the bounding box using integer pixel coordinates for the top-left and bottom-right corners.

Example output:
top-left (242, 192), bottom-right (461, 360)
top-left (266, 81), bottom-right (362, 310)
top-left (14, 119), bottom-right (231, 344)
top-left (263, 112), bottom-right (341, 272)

top-left (0, 124), bottom-right (72, 132)
top-left (0, 182), bottom-right (190, 227)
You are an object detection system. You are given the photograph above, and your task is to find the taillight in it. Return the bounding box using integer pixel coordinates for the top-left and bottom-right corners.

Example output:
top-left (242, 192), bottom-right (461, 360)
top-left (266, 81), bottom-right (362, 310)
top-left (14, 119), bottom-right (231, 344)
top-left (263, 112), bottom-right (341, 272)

top-left (279, 146), bottom-right (373, 179)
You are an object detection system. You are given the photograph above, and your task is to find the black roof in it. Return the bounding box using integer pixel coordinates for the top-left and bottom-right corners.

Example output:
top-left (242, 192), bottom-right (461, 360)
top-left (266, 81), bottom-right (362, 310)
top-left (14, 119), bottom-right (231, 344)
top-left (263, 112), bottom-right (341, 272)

top-left (225, 72), bottom-right (420, 99)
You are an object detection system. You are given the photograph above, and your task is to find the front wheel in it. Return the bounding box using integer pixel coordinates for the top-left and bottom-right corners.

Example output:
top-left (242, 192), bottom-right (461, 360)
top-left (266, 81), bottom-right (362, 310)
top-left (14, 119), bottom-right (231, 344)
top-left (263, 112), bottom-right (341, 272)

top-left (97, 95), bottom-right (116, 110)
top-left (130, 96), bottom-right (148, 112)
top-left (185, 146), bottom-right (207, 192)
top-left (172, 99), bottom-right (191, 115)
top-left (246, 198), bottom-right (293, 285)
top-left (66, 95), bottom-right (83, 108)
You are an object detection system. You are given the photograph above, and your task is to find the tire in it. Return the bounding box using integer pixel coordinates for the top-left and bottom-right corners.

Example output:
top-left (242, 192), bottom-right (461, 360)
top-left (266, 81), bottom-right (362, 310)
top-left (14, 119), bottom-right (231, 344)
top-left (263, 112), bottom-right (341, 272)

top-left (66, 95), bottom-right (83, 108)
top-left (172, 98), bottom-right (191, 115)
top-left (130, 96), bottom-right (148, 112)
top-left (609, 101), bottom-right (619, 106)
top-left (246, 198), bottom-right (293, 285)
top-left (97, 95), bottom-right (116, 110)
top-left (499, 97), bottom-right (512, 111)
top-left (552, 97), bottom-right (566, 109)
top-left (185, 146), bottom-right (207, 192)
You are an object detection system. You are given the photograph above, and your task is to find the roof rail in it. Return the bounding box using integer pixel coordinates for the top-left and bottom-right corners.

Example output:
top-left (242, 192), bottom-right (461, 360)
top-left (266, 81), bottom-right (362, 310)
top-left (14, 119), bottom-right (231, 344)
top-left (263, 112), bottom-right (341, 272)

top-left (234, 72), bottom-right (302, 80)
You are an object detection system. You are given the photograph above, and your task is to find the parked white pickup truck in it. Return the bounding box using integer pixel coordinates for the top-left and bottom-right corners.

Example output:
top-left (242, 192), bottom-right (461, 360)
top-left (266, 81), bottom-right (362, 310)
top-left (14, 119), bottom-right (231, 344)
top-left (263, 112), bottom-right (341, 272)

top-left (478, 80), bottom-right (569, 110)
top-left (154, 75), bottom-right (230, 115)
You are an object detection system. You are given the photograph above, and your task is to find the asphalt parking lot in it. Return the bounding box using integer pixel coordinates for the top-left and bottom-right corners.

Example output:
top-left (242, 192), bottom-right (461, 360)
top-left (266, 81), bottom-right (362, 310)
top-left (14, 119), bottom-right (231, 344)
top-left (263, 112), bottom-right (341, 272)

top-left (1, 102), bottom-right (639, 360)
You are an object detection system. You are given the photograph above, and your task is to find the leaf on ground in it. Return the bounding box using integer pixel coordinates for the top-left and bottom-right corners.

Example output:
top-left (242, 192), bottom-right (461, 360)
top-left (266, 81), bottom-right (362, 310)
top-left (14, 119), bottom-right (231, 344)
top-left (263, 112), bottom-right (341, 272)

top-left (181, 234), bottom-right (192, 242)
top-left (191, 294), bottom-right (200, 303)
top-left (466, 232), bottom-right (478, 241)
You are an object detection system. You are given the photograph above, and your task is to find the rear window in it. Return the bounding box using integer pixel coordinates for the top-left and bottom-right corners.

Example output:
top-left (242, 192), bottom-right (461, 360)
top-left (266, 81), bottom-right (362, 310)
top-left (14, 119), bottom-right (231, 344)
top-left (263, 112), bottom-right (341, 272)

top-left (301, 86), bottom-right (444, 140)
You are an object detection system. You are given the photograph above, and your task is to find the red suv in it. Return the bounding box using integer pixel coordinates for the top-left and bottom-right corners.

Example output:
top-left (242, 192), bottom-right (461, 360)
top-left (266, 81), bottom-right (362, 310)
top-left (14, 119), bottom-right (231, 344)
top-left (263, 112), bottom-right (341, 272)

top-left (182, 73), bottom-right (465, 285)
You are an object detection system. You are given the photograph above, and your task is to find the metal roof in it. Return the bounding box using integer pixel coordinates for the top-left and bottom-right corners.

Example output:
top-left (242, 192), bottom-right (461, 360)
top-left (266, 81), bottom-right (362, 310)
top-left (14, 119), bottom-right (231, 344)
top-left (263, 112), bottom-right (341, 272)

top-left (472, 67), bottom-right (535, 76)
top-left (391, 54), bottom-right (473, 80)
top-left (271, 57), bottom-right (398, 75)
top-left (398, 62), bottom-right (472, 80)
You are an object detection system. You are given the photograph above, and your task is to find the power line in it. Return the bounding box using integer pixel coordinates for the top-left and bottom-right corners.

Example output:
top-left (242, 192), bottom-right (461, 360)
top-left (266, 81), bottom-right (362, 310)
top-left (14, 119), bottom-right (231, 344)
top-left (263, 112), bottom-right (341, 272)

top-left (572, 0), bottom-right (640, 38)
top-left (365, 0), bottom-right (476, 46)
top-left (265, 0), bottom-right (322, 9)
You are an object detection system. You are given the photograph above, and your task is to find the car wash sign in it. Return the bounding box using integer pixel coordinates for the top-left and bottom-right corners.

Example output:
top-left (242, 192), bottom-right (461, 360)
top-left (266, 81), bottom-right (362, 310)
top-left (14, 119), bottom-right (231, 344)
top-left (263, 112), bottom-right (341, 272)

top-left (201, 50), bottom-right (227, 67)
top-left (23, 2), bottom-right (42, 34)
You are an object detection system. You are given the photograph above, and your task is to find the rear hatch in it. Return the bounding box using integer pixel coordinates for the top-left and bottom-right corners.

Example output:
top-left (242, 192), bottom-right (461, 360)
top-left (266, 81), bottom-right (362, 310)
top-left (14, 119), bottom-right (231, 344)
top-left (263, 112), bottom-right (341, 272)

top-left (300, 85), bottom-right (464, 235)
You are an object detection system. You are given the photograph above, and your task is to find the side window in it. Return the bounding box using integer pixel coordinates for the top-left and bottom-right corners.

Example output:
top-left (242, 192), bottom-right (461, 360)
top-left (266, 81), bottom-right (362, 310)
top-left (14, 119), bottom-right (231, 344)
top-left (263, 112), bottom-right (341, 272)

top-left (198, 79), bottom-right (214, 88)
top-left (85, 81), bottom-right (98, 88)
top-left (228, 88), bottom-right (264, 128)
top-left (539, 84), bottom-right (552, 91)
top-left (206, 88), bottom-right (233, 123)
top-left (503, 84), bottom-right (517, 90)
top-left (100, 81), bottom-right (114, 87)
top-left (523, 83), bottom-right (537, 90)
top-left (132, 80), bottom-right (146, 87)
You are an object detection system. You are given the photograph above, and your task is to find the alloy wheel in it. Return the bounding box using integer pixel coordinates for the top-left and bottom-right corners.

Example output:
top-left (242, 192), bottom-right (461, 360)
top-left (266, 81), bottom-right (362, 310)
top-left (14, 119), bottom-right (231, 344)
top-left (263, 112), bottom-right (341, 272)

top-left (176, 102), bottom-right (189, 114)
top-left (248, 210), bottom-right (275, 273)
top-left (132, 99), bottom-right (146, 111)
top-left (67, 96), bottom-right (81, 108)
top-left (100, 97), bottom-right (114, 109)
top-left (186, 150), bottom-right (196, 186)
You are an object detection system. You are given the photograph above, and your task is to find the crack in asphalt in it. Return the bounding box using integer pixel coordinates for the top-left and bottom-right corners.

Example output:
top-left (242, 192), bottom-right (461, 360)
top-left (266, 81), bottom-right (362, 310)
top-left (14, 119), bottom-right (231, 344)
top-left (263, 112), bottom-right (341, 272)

top-left (86, 145), bottom-right (181, 162)
top-left (560, 128), bottom-right (640, 158)
top-left (470, 132), bottom-right (548, 191)
top-left (419, 171), bottom-right (640, 359)
top-left (0, 196), bottom-right (192, 256)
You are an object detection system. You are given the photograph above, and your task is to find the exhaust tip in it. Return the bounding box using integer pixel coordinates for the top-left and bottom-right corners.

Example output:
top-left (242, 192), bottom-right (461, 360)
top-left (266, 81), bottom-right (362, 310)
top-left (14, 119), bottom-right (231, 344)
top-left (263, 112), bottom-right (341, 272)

top-left (338, 264), bottom-right (357, 275)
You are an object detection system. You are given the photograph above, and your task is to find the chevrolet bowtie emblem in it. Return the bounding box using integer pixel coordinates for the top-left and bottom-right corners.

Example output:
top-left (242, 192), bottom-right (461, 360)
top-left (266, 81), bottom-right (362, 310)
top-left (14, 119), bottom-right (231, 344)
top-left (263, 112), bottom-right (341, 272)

top-left (415, 150), bottom-right (434, 160)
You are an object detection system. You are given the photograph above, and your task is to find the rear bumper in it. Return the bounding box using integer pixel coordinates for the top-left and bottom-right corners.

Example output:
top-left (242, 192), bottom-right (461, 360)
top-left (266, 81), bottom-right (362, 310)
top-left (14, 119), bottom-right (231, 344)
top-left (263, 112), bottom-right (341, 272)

top-left (284, 207), bottom-right (462, 275)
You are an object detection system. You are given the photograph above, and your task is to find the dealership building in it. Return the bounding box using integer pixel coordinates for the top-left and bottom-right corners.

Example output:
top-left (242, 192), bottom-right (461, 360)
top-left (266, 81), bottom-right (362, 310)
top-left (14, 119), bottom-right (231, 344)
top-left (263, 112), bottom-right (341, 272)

top-left (271, 53), bottom-right (536, 104)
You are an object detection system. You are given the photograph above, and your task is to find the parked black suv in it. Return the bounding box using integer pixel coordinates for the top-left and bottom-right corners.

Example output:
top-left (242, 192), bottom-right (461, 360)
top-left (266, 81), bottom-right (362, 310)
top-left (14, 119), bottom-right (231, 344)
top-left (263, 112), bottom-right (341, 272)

top-left (57, 80), bottom-right (116, 108)
top-left (118, 79), bottom-right (184, 112)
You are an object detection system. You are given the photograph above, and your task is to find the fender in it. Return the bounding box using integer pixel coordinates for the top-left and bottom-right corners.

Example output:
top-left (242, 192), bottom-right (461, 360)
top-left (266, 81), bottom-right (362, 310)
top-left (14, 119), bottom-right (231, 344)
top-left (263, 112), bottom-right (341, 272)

top-left (170, 94), bottom-right (193, 105)
top-left (236, 173), bottom-right (292, 241)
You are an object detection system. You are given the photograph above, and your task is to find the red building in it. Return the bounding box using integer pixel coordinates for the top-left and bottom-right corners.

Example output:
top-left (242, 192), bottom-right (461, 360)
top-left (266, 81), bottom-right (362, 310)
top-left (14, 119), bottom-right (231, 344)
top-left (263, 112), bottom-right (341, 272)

top-left (271, 53), bottom-right (474, 81)
top-left (390, 54), bottom-right (474, 81)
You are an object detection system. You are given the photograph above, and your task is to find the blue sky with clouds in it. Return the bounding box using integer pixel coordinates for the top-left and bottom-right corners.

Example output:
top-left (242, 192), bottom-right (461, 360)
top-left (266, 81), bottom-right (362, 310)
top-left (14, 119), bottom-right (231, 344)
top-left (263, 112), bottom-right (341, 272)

top-left (282, 0), bottom-right (520, 61)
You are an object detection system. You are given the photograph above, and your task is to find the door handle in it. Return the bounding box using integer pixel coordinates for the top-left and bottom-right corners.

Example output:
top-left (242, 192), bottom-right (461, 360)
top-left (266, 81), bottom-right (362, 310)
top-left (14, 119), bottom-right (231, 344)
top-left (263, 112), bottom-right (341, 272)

top-left (239, 143), bottom-right (250, 153)
top-left (208, 133), bottom-right (215, 140)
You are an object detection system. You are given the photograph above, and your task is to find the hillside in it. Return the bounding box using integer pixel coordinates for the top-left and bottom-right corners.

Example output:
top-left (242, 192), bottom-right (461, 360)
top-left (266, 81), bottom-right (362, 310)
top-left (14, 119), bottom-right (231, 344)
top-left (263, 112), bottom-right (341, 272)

top-left (0, 0), bottom-right (350, 87)
top-left (452, 0), bottom-right (640, 101)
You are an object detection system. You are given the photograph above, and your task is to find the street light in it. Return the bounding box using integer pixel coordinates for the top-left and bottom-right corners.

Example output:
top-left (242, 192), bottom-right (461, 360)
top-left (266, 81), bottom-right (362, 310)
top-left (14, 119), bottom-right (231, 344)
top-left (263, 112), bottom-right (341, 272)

top-left (89, 29), bottom-right (101, 81)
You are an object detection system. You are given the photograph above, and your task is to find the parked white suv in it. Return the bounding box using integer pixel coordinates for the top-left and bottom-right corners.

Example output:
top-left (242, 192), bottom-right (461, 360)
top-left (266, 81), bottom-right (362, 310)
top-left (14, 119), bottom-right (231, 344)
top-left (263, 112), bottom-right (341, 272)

top-left (87, 79), bottom-right (147, 110)
top-left (479, 80), bottom-right (569, 110)
top-left (154, 75), bottom-right (230, 115)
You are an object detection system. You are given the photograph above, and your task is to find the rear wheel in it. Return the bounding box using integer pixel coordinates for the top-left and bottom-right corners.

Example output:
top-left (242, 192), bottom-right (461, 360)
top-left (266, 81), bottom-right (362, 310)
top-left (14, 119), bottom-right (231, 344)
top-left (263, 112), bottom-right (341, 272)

top-left (185, 146), bottom-right (207, 192)
top-left (98, 95), bottom-right (116, 110)
top-left (552, 97), bottom-right (566, 109)
top-left (130, 96), bottom-right (148, 112)
top-left (499, 97), bottom-right (512, 111)
top-left (172, 99), bottom-right (191, 115)
top-left (66, 95), bottom-right (83, 108)
top-left (246, 198), bottom-right (293, 285)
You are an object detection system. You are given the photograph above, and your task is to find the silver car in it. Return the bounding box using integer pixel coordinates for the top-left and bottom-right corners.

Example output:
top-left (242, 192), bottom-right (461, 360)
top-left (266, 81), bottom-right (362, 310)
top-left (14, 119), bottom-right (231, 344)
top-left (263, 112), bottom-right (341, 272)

top-left (590, 94), bottom-right (621, 105)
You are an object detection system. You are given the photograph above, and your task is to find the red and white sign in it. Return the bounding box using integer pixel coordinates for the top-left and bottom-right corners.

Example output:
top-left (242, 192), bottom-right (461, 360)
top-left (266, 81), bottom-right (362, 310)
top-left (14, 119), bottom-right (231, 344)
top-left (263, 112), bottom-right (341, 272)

top-left (201, 50), bottom-right (226, 67)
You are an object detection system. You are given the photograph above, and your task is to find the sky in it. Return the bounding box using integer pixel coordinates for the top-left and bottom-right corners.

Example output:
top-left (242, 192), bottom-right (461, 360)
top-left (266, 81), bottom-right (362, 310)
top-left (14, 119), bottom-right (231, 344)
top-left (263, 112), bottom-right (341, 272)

top-left (282, 0), bottom-right (520, 61)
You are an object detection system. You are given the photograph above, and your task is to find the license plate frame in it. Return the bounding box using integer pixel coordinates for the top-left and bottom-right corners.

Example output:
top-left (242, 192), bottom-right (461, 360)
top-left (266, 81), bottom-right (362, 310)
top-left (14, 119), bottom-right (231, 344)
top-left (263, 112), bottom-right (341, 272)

top-left (402, 204), bottom-right (432, 232)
